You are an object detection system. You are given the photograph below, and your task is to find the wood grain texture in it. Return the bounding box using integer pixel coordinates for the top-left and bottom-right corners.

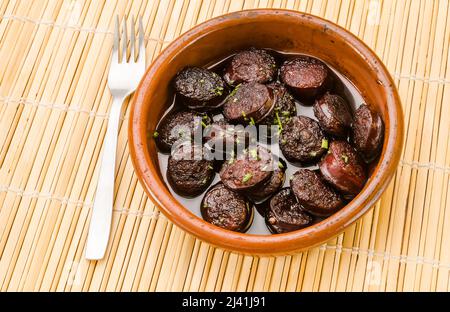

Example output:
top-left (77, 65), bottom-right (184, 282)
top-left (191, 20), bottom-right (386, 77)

top-left (0, 0), bottom-right (449, 291)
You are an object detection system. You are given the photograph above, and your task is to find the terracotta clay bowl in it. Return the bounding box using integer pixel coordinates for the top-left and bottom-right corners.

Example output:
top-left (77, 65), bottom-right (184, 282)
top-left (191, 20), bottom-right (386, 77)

top-left (129, 9), bottom-right (404, 255)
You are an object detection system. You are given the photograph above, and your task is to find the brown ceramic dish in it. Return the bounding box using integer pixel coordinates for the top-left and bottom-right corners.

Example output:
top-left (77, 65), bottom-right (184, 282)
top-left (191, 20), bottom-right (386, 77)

top-left (129, 9), bottom-right (404, 255)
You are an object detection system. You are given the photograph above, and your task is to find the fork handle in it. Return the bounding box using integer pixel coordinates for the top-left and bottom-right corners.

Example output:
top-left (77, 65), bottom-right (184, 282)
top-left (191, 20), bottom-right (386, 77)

top-left (86, 96), bottom-right (125, 260)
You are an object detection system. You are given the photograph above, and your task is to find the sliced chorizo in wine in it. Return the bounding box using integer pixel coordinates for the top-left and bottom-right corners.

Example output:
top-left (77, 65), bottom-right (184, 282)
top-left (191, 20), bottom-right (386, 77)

top-left (280, 56), bottom-right (331, 101)
top-left (219, 145), bottom-right (274, 192)
top-left (248, 158), bottom-right (287, 202)
top-left (265, 188), bottom-right (313, 234)
top-left (174, 67), bottom-right (227, 111)
top-left (313, 92), bottom-right (352, 138)
top-left (290, 169), bottom-right (344, 217)
top-left (167, 143), bottom-right (215, 197)
top-left (223, 48), bottom-right (277, 86)
top-left (279, 116), bottom-right (327, 163)
top-left (319, 140), bottom-right (367, 197)
top-left (201, 183), bottom-right (253, 232)
top-left (351, 104), bottom-right (384, 161)
top-left (154, 110), bottom-right (211, 153)
top-left (203, 120), bottom-right (252, 159)
top-left (222, 82), bottom-right (275, 124)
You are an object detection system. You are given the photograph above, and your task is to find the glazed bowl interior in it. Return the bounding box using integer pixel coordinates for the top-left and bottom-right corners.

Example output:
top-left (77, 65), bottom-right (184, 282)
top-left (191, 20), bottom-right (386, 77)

top-left (129, 10), bottom-right (403, 254)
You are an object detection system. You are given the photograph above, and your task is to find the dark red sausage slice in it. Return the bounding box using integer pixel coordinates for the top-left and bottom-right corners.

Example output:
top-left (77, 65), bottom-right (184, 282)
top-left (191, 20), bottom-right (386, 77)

top-left (259, 83), bottom-right (297, 130)
top-left (223, 48), bottom-right (277, 86)
top-left (167, 143), bottom-right (215, 197)
top-left (204, 121), bottom-right (251, 158)
top-left (219, 145), bottom-right (274, 192)
top-left (313, 92), bottom-right (353, 137)
top-left (319, 140), bottom-right (367, 197)
top-left (174, 67), bottom-right (227, 110)
top-left (248, 159), bottom-right (286, 202)
top-left (280, 56), bottom-right (330, 101)
top-left (201, 183), bottom-right (253, 232)
top-left (279, 116), bottom-right (327, 163)
top-left (351, 104), bottom-right (384, 161)
top-left (290, 169), bottom-right (344, 217)
top-left (222, 82), bottom-right (275, 124)
top-left (265, 188), bottom-right (313, 234)
top-left (154, 110), bottom-right (211, 153)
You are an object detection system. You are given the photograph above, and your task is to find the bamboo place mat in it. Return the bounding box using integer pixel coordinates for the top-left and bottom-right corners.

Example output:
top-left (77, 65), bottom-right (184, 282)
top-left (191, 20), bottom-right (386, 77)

top-left (0, 0), bottom-right (449, 292)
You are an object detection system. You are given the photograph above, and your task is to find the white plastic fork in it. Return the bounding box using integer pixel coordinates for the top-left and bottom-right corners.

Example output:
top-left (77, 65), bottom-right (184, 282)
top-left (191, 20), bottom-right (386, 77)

top-left (86, 16), bottom-right (146, 260)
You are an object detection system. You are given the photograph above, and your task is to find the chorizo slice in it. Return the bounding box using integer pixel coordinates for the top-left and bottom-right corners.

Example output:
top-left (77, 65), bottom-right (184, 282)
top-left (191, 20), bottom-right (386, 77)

top-left (223, 48), bottom-right (277, 86)
top-left (280, 56), bottom-right (331, 101)
top-left (219, 145), bottom-right (274, 192)
top-left (167, 143), bottom-right (215, 197)
top-left (204, 120), bottom-right (251, 158)
top-left (265, 188), bottom-right (313, 234)
top-left (313, 92), bottom-right (352, 138)
top-left (201, 183), bottom-right (253, 232)
top-left (222, 82), bottom-right (275, 124)
top-left (290, 169), bottom-right (344, 217)
top-left (319, 140), bottom-right (367, 197)
top-left (279, 115), bottom-right (328, 163)
top-left (154, 110), bottom-right (211, 153)
top-left (351, 104), bottom-right (384, 161)
top-left (248, 158), bottom-right (287, 202)
top-left (174, 67), bottom-right (227, 110)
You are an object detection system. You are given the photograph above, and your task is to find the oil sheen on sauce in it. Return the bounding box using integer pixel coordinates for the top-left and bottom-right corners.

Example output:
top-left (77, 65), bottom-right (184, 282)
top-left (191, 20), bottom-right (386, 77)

top-left (155, 50), bottom-right (365, 235)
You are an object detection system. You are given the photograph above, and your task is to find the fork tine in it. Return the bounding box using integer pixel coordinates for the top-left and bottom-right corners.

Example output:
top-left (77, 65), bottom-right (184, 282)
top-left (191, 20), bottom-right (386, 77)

top-left (130, 15), bottom-right (136, 61)
top-left (121, 17), bottom-right (128, 62)
top-left (138, 16), bottom-right (145, 66)
top-left (113, 15), bottom-right (119, 63)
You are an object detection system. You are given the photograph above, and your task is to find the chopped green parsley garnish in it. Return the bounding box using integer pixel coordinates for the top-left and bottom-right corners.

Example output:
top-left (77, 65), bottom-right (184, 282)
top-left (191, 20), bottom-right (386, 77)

top-left (213, 86), bottom-right (224, 96)
top-left (321, 139), bottom-right (329, 149)
top-left (242, 173), bottom-right (253, 183)
top-left (229, 84), bottom-right (241, 97)
top-left (278, 161), bottom-right (284, 169)
top-left (275, 111), bottom-right (283, 133)
top-left (342, 155), bottom-right (349, 163)
top-left (153, 131), bottom-right (159, 138)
